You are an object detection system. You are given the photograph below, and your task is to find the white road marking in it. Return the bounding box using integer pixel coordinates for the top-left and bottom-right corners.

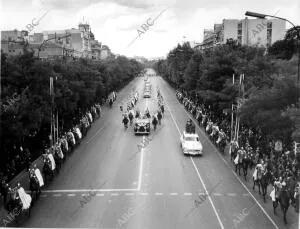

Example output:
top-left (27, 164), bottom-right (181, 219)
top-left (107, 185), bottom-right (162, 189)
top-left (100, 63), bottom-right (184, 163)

top-left (140, 192), bottom-right (149, 196)
top-left (184, 193), bottom-right (192, 196)
top-left (213, 193), bottom-right (222, 196)
top-left (96, 193), bottom-right (105, 196)
top-left (67, 194), bottom-right (76, 196)
top-left (42, 188), bottom-right (138, 193)
top-left (162, 78), bottom-right (279, 229)
top-left (111, 193), bottom-right (119, 196)
top-left (163, 89), bottom-right (225, 229)
top-left (53, 194), bottom-right (62, 197)
top-left (242, 193), bottom-right (250, 197)
top-left (125, 193), bottom-right (135, 196)
top-left (227, 193), bottom-right (236, 196)
top-left (155, 192), bottom-right (163, 195)
top-left (81, 193), bottom-right (89, 196)
top-left (170, 193), bottom-right (178, 195)
top-left (137, 136), bottom-right (145, 191)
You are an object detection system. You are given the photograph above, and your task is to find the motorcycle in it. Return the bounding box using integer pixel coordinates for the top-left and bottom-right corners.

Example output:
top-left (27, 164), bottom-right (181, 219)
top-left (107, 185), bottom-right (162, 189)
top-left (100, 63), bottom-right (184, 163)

top-left (122, 117), bottom-right (129, 130)
top-left (152, 117), bottom-right (158, 130)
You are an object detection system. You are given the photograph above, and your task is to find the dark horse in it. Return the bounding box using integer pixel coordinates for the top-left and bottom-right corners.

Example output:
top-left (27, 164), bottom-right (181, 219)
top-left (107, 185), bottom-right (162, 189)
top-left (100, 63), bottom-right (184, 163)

top-left (253, 167), bottom-right (263, 194)
top-left (43, 159), bottom-right (55, 184)
top-left (241, 156), bottom-right (251, 181)
top-left (259, 170), bottom-right (272, 202)
top-left (29, 170), bottom-right (41, 203)
top-left (6, 190), bottom-right (31, 226)
top-left (109, 99), bottom-right (113, 108)
top-left (273, 187), bottom-right (291, 224)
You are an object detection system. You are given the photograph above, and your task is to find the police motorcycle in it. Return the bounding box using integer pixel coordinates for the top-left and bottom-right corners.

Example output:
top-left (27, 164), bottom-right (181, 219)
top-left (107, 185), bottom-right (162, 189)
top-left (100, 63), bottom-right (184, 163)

top-left (122, 113), bottom-right (129, 129)
top-left (152, 114), bottom-right (158, 130)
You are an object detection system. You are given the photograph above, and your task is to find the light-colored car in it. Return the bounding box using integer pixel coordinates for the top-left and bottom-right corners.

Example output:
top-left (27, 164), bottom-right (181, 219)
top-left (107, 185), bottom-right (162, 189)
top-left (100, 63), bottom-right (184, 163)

top-left (180, 131), bottom-right (203, 155)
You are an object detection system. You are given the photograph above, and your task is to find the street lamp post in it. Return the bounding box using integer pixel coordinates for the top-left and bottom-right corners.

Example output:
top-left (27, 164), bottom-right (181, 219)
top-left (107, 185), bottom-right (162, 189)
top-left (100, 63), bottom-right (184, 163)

top-left (245, 11), bottom-right (300, 106)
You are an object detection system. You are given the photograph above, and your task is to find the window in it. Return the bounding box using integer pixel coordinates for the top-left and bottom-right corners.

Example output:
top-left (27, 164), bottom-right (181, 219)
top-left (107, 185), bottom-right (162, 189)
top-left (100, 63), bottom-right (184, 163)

top-left (267, 22), bottom-right (272, 46)
top-left (237, 22), bottom-right (242, 45)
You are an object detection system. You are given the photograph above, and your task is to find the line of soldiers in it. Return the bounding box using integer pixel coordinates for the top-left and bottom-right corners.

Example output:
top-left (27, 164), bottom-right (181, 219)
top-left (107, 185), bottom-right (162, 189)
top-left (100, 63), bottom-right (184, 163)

top-left (0, 103), bottom-right (103, 218)
top-left (176, 90), bottom-right (299, 213)
top-left (177, 91), bottom-right (228, 152)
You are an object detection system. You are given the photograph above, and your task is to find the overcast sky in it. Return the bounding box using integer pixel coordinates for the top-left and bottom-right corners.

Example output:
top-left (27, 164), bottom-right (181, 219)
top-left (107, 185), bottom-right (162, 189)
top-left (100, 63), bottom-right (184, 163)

top-left (1, 0), bottom-right (300, 58)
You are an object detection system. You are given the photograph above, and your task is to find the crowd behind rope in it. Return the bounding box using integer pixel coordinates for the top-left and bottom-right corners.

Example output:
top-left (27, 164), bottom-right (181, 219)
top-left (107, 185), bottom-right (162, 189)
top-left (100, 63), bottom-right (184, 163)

top-left (176, 89), bottom-right (300, 215)
top-left (0, 92), bottom-right (117, 224)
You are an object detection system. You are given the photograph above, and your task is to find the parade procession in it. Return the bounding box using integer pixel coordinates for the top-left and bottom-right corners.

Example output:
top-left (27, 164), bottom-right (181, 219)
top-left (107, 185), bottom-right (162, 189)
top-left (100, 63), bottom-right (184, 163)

top-left (1, 1), bottom-right (300, 228)
top-left (176, 89), bottom-right (300, 224)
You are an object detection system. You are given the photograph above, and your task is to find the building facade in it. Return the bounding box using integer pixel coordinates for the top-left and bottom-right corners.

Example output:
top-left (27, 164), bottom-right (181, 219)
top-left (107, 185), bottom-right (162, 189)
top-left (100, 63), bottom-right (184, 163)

top-left (197, 18), bottom-right (286, 51)
top-left (1, 23), bottom-right (109, 60)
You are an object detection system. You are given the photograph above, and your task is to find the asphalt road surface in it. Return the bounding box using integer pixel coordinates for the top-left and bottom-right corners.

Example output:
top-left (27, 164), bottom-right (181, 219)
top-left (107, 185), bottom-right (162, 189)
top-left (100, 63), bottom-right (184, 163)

top-left (19, 69), bottom-right (299, 229)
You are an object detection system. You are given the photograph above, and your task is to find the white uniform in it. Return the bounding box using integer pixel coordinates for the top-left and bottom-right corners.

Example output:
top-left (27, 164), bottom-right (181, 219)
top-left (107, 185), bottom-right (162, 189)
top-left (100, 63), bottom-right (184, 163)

top-left (17, 187), bottom-right (32, 210)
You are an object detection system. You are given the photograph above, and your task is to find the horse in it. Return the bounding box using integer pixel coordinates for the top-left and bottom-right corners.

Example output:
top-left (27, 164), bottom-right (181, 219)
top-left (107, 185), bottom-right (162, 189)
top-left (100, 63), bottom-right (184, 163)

top-left (6, 190), bottom-right (31, 225)
top-left (259, 170), bottom-right (271, 202)
top-left (43, 159), bottom-right (54, 184)
top-left (241, 156), bottom-right (251, 181)
top-left (273, 186), bottom-right (291, 224)
top-left (54, 153), bottom-right (62, 174)
top-left (253, 167), bottom-right (263, 195)
top-left (230, 146), bottom-right (237, 163)
top-left (29, 170), bottom-right (41, 203)
top-left (234, 152), bottom-right (244, 176)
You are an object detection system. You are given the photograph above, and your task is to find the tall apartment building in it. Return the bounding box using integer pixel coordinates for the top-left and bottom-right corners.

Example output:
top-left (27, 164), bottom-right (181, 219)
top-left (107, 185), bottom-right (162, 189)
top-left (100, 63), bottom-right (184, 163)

top-left (196, 18), bottom-right (286, 51)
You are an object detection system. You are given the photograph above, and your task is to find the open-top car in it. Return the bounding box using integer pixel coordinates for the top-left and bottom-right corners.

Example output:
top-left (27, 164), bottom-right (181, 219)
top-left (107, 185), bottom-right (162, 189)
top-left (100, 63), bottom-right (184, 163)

top-left (180, 131), bottom-right (203, 155)
top-left (134, 117), bottom-right (151, 135)
top-left (143, 91), bottom-right (151, 98)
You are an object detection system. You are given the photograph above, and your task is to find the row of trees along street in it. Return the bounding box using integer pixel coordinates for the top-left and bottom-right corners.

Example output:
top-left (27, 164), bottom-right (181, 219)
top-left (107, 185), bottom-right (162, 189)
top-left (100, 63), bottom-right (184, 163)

top-left (0, 50), bottom-right (143, 181)
top-left (153, 26), bottom-right (300, 152)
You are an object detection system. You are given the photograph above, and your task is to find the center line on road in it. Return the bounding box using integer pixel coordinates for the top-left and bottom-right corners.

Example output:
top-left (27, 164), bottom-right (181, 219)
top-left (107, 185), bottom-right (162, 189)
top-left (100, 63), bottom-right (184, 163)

top-left (137, 136), bottom-right (145, 191)
top-left (170, 193), bottom-right (178, 195)
top-left (42, 188), bottom-right (137, 193)
top-left (140, 192), bottom-right (149, 195)
top-left (53, 194), bottom-right (62, 197)
top-left (96, 193), bottom-right (105, 196)
top-left (155, 192), bottom-right (163, 195)
top-left (227, 193), bottom-right (236, 197)
top-left (184, 193), bottom-right (192, 196)
top-left (67, 194), bottom-right (76, 196)
top-left (111, 193), bottom-right (119, 196)
top-left (213, 193), bottom-right (222, 196)
top-left (125, 193), bottom-right (135, 196)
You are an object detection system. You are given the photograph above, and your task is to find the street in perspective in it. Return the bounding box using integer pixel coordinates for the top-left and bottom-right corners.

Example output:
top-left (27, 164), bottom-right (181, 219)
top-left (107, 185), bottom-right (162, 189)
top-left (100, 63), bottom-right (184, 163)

top-left (0, 0), bottom-right (300, 228)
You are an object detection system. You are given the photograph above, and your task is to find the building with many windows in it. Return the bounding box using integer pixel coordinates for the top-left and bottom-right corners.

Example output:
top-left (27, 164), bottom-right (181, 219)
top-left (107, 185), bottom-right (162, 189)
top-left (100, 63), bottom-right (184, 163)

top-left (196, 18), bottom-right (286, 51)
top-left (1, 23), bottom-right (111, 60)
